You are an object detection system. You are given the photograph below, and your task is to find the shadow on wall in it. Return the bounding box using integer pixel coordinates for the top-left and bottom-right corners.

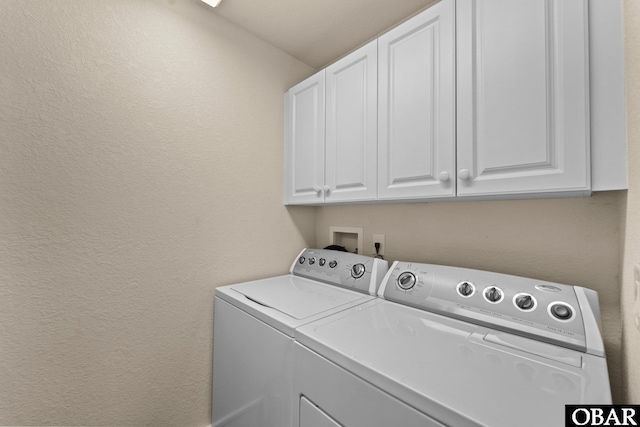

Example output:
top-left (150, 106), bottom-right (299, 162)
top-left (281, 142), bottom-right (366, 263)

top-left (286, 205), bottom-right (318, 248)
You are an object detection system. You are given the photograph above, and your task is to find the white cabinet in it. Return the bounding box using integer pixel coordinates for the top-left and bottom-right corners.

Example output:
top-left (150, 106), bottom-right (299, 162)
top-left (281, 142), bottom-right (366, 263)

top-left (284, 70), bottom-right (325, 205)
top-left (456, 0), bottom-right (591, 197)
top-left (377, 0), bottom-right (456, 200)
top-left (284, 0), bottom-right (626, 205)
top-left (325, 40), bottom-right (377, 203)
top-left (285, 41), bottom-right (377, 205)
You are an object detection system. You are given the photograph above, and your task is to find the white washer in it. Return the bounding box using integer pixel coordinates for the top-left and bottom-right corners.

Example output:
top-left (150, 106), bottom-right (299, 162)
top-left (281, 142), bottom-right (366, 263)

top-left (294, 261), bottom-right (612, 427)
top-left (212, 248), bottom-right (388, 427)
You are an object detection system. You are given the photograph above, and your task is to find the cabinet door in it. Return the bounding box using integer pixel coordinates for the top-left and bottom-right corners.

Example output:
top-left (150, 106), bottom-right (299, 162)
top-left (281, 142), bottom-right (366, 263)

top-left (284, 70), bottom-right (325, 205)
top-left (377, 0), bottom-right (456, 200)
top-left (325, 41), bottom-right (378, 203)
top-left (457, 0), bottom-right (590, 197)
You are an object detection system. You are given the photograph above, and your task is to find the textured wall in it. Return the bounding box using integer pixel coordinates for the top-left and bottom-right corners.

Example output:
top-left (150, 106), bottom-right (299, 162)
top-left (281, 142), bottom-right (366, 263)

top-left (316, 193), bottom-right (625, 402)
top-left (621, 0), bottom-right (640, 404)
top-left (0, 0), bottom-right (315, 425)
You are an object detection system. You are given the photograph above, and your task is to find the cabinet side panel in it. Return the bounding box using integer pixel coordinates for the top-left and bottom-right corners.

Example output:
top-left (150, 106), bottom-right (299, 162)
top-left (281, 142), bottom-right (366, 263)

top-left (590, 0), bottom-right (627, 191)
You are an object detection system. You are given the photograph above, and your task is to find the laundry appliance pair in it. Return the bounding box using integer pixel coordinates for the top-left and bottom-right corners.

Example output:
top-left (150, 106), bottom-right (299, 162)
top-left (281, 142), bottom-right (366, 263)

top-left (212, 249), bottom-right (611, 427)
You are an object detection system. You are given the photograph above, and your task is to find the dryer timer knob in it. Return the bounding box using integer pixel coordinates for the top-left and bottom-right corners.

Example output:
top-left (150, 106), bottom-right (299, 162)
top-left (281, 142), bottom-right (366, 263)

top-left (351, 263), bottom-right (366, 279)
top-left (397, 272), bottom-right (417, 290)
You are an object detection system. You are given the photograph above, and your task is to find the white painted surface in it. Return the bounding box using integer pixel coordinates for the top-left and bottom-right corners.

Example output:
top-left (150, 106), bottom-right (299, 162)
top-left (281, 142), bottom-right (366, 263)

top-left (213, 298), bottom-right (293, 427)
top-left (300, 397), bottom-right (342, 427)
top-left (285, 71), bottom-right (326, 204)
top-left (0, 1), bottom-right (316, 425)
top-left (325, 41), bottom-right (378, 203)
top-left (457, 0), bottom-right (591, 196)
top-left (590, 0), bottom-right (628, 191)
top-left (377, 1), bottom-right (456, 200)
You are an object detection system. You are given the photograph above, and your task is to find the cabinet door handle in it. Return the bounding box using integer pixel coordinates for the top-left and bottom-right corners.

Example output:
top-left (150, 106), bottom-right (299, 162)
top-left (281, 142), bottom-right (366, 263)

top-left (313, 186), bottom-right (322, 194)
top-left (458, 169), bottom-right (471, 180)
top-left (323, 185), bottom-right (331, 194)
top-left (438, 171), bottom-right (450, 182)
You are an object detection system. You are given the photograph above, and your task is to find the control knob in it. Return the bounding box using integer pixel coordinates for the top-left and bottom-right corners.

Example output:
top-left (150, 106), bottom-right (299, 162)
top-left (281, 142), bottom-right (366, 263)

top-left (319, 258), bottom-right (326, 266)
top-left (457, 281), bottom-right (474, 297)
top-left (308, 257), bottom-right (316, 265)
top-left (329, 260), bottom-right (338, 269)
top-left (515, 294), bottom-right (535, 310)
top-left (351, 263), bottom-right (366, 279)
top-left (298, 256), bottom-right (306, 264)
top-left (397, 272), bottom-right (417, 291)
top-left (550, 303), bottom-right (573, 320)
top-left (484, 286), bottom-right (503, 303)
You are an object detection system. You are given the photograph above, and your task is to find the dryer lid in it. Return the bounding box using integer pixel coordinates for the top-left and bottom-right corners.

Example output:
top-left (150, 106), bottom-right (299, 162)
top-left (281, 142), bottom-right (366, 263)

top-left (231, 275), bottom-right (365, 320)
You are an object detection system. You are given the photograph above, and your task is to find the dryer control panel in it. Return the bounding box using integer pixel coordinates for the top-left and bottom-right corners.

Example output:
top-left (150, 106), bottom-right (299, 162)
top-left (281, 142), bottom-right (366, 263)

top-left (379, 261), bottom-right (605, 356)
top-left (291, 249), bottom-right (388, 296)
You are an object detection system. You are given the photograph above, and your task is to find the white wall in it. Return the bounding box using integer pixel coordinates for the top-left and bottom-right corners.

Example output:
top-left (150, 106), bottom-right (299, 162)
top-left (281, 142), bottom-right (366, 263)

top-left (0, 0), bottom-right (315, 425)
top-left (621, 0), bottom-right (640, 404)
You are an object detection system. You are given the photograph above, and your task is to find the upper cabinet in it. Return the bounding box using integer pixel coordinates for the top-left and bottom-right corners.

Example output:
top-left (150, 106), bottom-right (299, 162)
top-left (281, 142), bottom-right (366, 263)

top-left (284, 70), bottom-right (325, 205)
top-left (378, 0), bottom-right (456, 200)
top-left (284, 0), bottom-right (627, 206)
top-left (325, 41), bottom-right (378, 203)
top-left (457, 0), bottom-right (590, 197)
top-left (284, 41), bottom-right (377, 205)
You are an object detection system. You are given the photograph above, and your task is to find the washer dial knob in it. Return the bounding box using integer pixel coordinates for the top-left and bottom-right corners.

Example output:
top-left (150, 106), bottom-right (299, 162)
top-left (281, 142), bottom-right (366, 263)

top-left (308, 257), bottom-right (316, 265)
top-left (319, 258), bottom-right (326, 266)
top-left (351, 263), bottom-right (366, 279)
top-left (457, 281), bottom-right (475, 297)
top-left (515, 294), bottom-right (535, 310)
top-left (329, 260), bottom-right (338, 269)
top-left (484, 286), bottom-right (503, 303)
top-left (298, 256), bottom-right (306, 264)
top-left (397, 272), bottom-right (417, 291)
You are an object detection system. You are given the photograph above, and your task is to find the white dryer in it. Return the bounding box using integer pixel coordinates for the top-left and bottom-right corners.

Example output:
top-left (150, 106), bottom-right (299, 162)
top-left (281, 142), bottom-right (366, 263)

top-left (294, 261), bottom-right (611, 427)
top-left (212, 248), bottom-right (388, 427)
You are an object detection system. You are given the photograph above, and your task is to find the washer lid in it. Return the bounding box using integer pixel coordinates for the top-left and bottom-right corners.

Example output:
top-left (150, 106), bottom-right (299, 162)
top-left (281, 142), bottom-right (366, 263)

top-left (295, 299), bottom-right (611, 427)
top-left (231, 275), bottom-right (365, 320)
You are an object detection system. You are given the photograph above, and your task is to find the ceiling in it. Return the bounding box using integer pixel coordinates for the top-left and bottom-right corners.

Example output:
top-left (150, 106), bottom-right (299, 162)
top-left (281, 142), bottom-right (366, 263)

top-left (210, 0), bottom-right (439, 69)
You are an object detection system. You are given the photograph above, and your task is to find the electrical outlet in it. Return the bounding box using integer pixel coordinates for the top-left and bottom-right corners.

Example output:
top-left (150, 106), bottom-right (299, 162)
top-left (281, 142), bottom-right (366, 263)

top-left (373, 234), bottom-right (385, 256)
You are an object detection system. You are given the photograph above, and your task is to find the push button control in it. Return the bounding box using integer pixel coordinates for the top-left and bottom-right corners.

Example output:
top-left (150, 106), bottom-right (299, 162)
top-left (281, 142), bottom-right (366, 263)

top-left (551, 303), bottom-right (573, 320)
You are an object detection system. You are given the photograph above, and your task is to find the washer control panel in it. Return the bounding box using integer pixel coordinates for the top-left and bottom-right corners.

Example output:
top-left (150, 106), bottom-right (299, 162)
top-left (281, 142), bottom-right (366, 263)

top-left (379, 262), bottom-right (603, 354)
top-left (292, 249), bottom-right (388, 296)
